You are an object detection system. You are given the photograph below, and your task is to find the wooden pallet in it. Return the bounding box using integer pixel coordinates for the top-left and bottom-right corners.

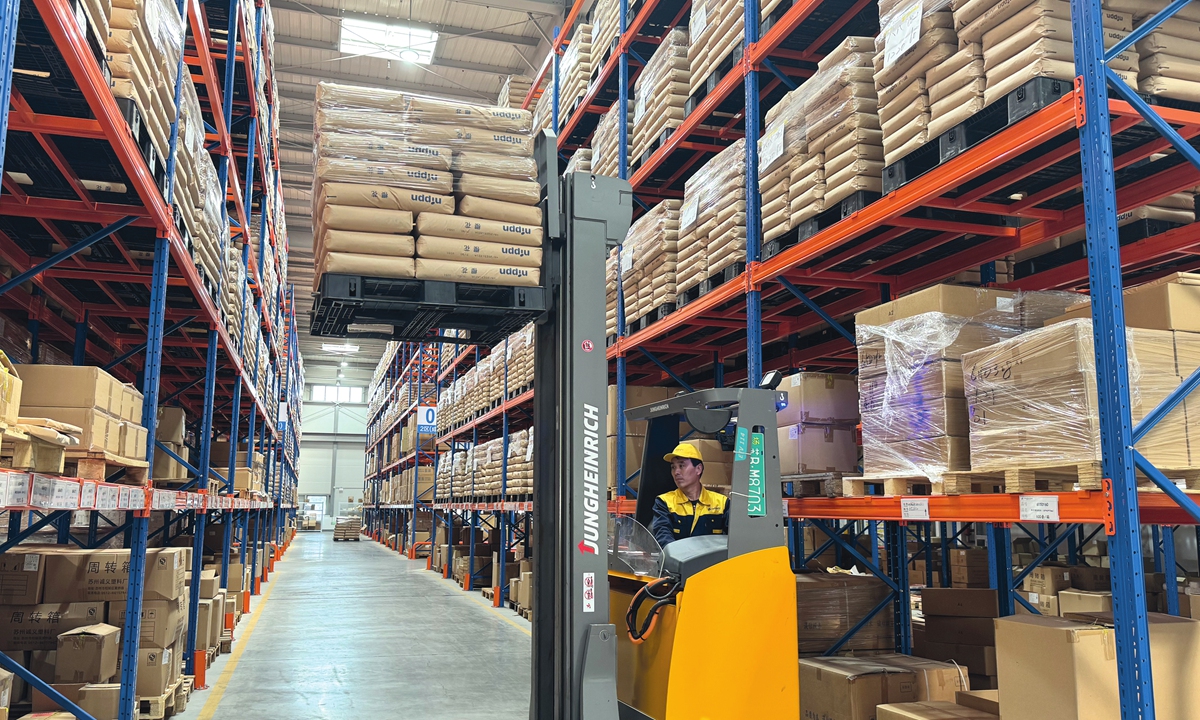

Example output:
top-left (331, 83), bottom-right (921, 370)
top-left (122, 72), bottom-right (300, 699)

top-left (842, 475), bottom-right (934, 497)
top-left (0, 427), bottom-right (66, 473)
top-left (137, 677), bottom-right (182, 720)
top-left (518, 606), bottom-right (533, 621)
top-left (481, 586), bottom-right (496, 601)
top-left (65, 449), bottom-right (150, 484)
top-left (206, 646), bottom-right (218, 667)
top-left (219, 631), bottom-right (233, 654)
top-left (968, 461), bottom-right (1106, 493)
top-left (783, 472), bottom-right (847, 498)
top-left (175, 676), bottom-right (193, 714)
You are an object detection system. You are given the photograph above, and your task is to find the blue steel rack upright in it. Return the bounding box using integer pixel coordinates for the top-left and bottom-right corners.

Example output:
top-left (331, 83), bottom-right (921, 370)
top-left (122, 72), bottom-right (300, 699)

top-left (0, 0), bottom-right (300, 714)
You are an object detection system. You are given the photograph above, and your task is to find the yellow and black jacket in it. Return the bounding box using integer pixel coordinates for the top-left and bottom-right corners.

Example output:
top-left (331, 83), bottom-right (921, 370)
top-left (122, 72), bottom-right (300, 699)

top-left (650, 487), bottom-right (730, 547)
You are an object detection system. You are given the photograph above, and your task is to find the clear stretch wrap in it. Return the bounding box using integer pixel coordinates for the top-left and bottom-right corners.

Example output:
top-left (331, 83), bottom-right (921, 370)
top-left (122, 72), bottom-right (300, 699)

top-left (566, 149), bottom-right (593, 174)
top-left (619, 200), bottom-right (681, 324)
top-left (925, 42), bottom-right (984, 138)
top-left (314, 84), bottom-right (532, 131)
top-left (606, 247), bottom-right (619, 336)
top-left (963, 318), bottom-right (1193, 471)
top-left (499, 74), bottom-right (535, 108)
top-left (803, 37), bottom-right (883, 208)
top-left (533, 72), bottom-right (553, 134)
top-left (591, 0), bottom-right (620, 74)
top-left (633, 29), bottom-right (690, 164)
top-left (949, 0), bottom-right (1138, 107)
top-left (506, 428), bottom-right (534, 495)
top-left (795, 575), bottom-right (896, 654)
top-left (874, 0), bottom-right (955, 164)
top-left (760, 82), bottom-right (814, 242)
top-left (688, 0), bottom-right (787, 97)
top-left (558, 24), bottom-right (595, 126)
top-left (678, 140), bottom-right (747, 289)
top-left (856, 288), bottom-right (1080, 482)
top-left (592, 102), bottom-right (632, 178)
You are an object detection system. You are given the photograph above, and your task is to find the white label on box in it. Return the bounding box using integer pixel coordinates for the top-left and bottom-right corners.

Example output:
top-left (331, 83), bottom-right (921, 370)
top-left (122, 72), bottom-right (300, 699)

top-left (583, 571), bottom-right (595, 613)
top-left (680, 200), bottom-right (698, 231)
top-left (790, 374), bottom-right (802, 387)
top-left (1019, 495), bottom-right (1059, 522)
top-left (23, 554), bottom-right (39, 572)
top-left (900, 498), bottom-right (930, 520)
top-left (883, 0), bottom-right (922, 68)
top-left (693, 5), bottom-right (708, 37)
top-left (761, 124), bottom-right (785, 171)
top-left (788, 425), bottom-right (799, 440)
top-left (996, 296), bottom-right (1014, 312)
top-left (1029, 592), bottom-right (1040, 604)
top-left (96, 485), bottom-right (120, 510)
top-left (620, 246), bottom-right (634, 274)
top-left (634, 89), bottom-right (646, 123)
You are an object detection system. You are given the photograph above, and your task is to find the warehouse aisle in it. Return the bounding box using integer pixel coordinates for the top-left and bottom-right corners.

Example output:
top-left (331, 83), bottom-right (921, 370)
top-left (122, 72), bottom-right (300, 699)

top-left (177, 532), bottom-right (532, 720)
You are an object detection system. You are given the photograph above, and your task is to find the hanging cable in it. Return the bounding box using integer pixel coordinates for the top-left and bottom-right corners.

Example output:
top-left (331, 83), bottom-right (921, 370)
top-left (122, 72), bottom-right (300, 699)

top-left (626, 576), bottom-right (683, 644)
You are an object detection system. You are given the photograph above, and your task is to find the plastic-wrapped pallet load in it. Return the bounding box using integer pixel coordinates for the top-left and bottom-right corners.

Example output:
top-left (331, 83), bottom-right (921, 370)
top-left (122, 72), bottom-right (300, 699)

top-left (507, 429), bottom-right (534, 495)
top-left (687, 0), bottom-right (787, 98)
top-left (591, 0), bottom-right (620, 80)
top-left (760, 84), bottom-right (813, 242)
top-left (313, 82), bottom-right (542, 288)
top-left (566, 149), bottom-right (593, 174)
top-left (606, 249), bottom-right (619, 337)
top-left (962, 317), bottom-right (1189, 472)
top-left (855, 285), bottom-right (1078, 486)
top-left (559, 24), bottom-right (594, 128)
top-left (591, 102), bottom-right (632, 178)
top-left (874, 0), bottom-right (957, 165)
top-left (105, 0), bottom-right (185, 165)
top-left (804, 37), bottom-right (883, 209)
top-left (952, 0), bottom-right (1138, 107)
top-left (925, 42), bottom-right (985, 139)
top-left (532, 71), bottom-right (553, 135)
top-left (1129, 2), bottom-right (1200, 103)
top-left (627, 200), bottom-right (682, 325)
top-left (701, 140), bottom-right (748, 281)
top-left (632, 29), bottom-right (690, 166)
top-left (499, 75), bottom-right (534, 108)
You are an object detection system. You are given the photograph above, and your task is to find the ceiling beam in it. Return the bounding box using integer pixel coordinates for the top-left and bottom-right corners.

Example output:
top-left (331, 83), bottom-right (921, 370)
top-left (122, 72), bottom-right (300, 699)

top-left (448, 0), bottom-right (566, 15)
top-left (270, 0), bottom-right (541, 47)
top-left (273, 34), bottom-right (526, 77)
top-left (273, 69), bottom-right (494, 103)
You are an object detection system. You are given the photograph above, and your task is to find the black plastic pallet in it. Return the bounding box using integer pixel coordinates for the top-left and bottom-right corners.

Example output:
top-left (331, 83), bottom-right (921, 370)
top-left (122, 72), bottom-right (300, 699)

top-left (882, 77), bottom-right (1075, 195)
top-left (633, 127), bottom-right (675, 171)
top-left (310, 274), bottom-right (546, 347)
top-left (700, 261), bottom-right (747, 295)
top-left (684, 44), bottom-right (745, 118)
top-left (1014, 218), bottom-right (1185, 279)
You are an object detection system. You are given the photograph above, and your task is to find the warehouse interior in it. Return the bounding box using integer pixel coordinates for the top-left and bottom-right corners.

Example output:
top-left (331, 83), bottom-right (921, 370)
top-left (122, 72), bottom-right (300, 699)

top-left (5, 0), bottom-right (1200, 717)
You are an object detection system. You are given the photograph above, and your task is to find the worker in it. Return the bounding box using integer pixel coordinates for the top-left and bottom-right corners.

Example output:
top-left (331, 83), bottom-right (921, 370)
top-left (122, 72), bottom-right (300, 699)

top-left (650, 442), bottom-right (730, 547)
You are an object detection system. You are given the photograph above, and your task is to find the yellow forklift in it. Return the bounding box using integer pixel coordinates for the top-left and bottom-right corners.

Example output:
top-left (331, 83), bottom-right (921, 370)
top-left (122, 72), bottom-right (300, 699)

top-left (530, 130), bottom-right (800, 720)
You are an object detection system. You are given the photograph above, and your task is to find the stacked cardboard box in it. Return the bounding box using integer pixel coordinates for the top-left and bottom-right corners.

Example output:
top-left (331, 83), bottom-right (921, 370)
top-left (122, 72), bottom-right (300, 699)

top-left (558, 24), bottom-right (594, 129)
top-left (947, 548), bottom-right (989, 589)
top-left (951, 0), bottom-right (1137, 108)
top-left (996, 613), bottom-right (1200, 719)
top-left (606, 385), bottom-right (674, 491)
top-left (775, 372), bottom-right (860, 475)
top-left (313, 83), bottom-right (542, 288)
top-left (19, 365), bottom-right (145, 459)
top-left (498, 75), bottom-right (534, 108)
top-left (797, 573), bottom-right (895, 654)
top-left (805, 37), bottom-right (883, 210)
top-left (918, 588), bottom-right (1000, 690)
top-left (856, 285), bottom-right (1077, 483)
top-left (510, 562), bottom-right (535, 614)
top-left (591, 102), bottom-right (631, 179)
top-left (874, 1), bottom-right (957, 164)
top-left (676, 139), bottom-right (746, 293)
top-left (799, 654), bottom-right (971, 719)
top-left (632, 29), bottom-right (689, 165)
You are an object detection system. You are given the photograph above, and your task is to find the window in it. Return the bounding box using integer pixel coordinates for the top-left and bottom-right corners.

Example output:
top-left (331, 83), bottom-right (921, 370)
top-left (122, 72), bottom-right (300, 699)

top-left (312, 385), bottom-right (364, 403)
top-left (339, 18), bottom-right (438, 64)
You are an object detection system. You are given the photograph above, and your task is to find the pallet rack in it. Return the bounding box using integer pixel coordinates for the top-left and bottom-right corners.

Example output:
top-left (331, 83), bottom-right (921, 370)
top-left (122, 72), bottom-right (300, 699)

top-left (0, 0), bottom-right (301, 715)
top-left (356, 0), bottom-right (1200, 713)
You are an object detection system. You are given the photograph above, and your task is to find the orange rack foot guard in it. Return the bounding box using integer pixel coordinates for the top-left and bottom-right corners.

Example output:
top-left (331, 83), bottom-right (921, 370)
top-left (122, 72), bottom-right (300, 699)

top-left (224, 611), bottom-right (235, 634)
top-left (193, 650), bottom-right (208, 690)
top-left (243, 589), bottom-right (252, 614)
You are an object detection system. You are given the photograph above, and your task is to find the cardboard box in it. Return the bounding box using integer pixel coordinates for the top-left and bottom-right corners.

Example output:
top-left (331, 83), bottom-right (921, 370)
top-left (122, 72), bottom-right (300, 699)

top-left (1056, 273), bottom-right (1200, 332)
top-left (21, 407), bottom-right (120, 454)
top-left (951, 565), bottom-right (990, 588)
top-left (0, 602), bottom-right (105, 650)
top-left (797, 574), bottom-right (895, 653)
top-left (108, 597), bottom-right (184, 649)
top-left (118, 423), bottom-right (147, 460)
top-left (875, 655), bottom-right (969, 702)
top-left (196, 599), bottom-right (214, 651)
top-left (799, 657), bottom-right (919, 720)
top-left (156, 407), bottom-right (186, 444)
top-left (1023, 566), bottom-right (1072, 596)
top-left (996, 613), bottom-right (1200, 719)
top-left (777, 423), bottom-right (859, 474)
top-left (188, 570), bottom-right (219, 600)
top-left (77, 683), bottom-right (121, 720)
top-left (920, 641), bottom-right (997, 677)
top-left (54, 624), bottom-right (119, 683)
top-left (0, 552), bottom-right (46, 605)
top-left (143, 548), bottom-right (186, 601)
top-left (18, 366), bottom-right (118, 414)
top-left (518, 571), bottom-right (533, 609)
top-left (210, 591), bottom-right (225, 647)
top-left (1068, 565), bottom-right (1110, 592)
top-left (924, 616), bottom-right (995, 646)
top-left (127, 645), bottom-right (175, 697)
top-left (42, 551), bottom-right (129, 603)
top-left (877, 701), bottom-right (996, 720)
top-left (922, 589), bottom-right (999, 618)
top-left (856, 286), bottom-right (1021, 329)
top-left (955, 689), bottom-right (999, 715)
top-left (0, 667), bottom-right (12, 707)
top-left (607, 385), bottom-right (674, 435)
top-left (606, 435), bottom-right (646, 490)
top-left (225, 563), bottom-right (245, 593)
top-left (777, 372), bottom-right (859, 425)
top-left (152, 444), bottom-right (187, 481)
top-left (1057, 590), bottom-right (1113, 615)
top-left (31, 684), bottom-right (83, 713)
top-left (948, 549), bottom-right (989, 569)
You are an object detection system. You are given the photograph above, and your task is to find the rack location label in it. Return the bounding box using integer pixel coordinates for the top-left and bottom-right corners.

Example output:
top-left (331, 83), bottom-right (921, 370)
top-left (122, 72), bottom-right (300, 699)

top-left (900, 498), bottom-right (930, 521)
top-left (1019, 495), bottom-right (1060, 522)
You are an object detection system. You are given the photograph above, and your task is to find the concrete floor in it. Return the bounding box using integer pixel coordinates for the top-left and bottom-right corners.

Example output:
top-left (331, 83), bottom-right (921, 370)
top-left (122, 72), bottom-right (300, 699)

top-left (176, 531), bottom-right (532, 720)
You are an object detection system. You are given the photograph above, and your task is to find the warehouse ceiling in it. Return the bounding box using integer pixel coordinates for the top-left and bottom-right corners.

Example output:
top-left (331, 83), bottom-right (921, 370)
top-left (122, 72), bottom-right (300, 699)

top-left (278, 0), bottom-right (566, 384)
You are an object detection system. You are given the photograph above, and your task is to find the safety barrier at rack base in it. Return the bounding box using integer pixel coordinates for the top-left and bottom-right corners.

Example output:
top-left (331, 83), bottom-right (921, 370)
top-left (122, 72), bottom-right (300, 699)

top-left (0, 470), bottom-right (272, 512)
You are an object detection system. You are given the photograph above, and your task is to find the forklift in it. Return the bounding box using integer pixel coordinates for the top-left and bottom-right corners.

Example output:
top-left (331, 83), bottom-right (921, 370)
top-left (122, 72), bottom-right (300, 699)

top-left (529, 130), bottom-right (800, 720)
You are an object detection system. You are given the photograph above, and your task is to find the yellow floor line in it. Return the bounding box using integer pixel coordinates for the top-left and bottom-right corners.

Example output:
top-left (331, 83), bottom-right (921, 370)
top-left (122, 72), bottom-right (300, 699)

top-left (196, 567), bottom-right (282, 720)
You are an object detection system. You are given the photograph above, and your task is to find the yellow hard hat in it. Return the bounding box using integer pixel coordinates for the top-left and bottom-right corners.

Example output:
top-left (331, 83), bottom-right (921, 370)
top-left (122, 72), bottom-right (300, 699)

top-left (664, 442), bottom-right (703, 463)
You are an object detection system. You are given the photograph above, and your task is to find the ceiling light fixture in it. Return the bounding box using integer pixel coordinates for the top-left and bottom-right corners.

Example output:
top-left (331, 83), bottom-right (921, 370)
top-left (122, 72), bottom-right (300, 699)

top-left (321, 343), bottom-right (359, 355)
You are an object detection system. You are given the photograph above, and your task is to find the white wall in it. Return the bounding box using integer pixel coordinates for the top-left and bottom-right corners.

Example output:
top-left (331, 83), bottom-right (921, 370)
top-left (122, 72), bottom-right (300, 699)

top-left (299, 390), bottom-right (369, 527)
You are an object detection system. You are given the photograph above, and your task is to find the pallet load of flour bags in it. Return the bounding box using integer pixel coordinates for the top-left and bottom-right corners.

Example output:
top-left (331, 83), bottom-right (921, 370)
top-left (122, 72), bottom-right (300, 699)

top-left (311, 83), bottom-right (545, 290)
